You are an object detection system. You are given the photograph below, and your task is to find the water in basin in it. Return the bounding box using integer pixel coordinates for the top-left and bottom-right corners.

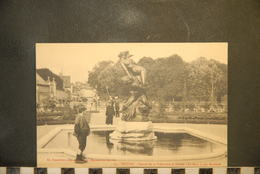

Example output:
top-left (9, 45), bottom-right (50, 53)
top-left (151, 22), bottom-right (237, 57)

top-left (44, 130), bottom-right (223, 157)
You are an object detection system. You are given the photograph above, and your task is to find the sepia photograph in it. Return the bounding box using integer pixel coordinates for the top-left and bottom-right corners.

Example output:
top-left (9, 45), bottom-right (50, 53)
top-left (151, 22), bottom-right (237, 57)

top-left (36, 43), bottom-right (227, 167)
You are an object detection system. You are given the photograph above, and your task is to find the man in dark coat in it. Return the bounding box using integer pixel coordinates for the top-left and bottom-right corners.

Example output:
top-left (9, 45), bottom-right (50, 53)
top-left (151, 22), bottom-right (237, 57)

top-left (106, 101), bottom-right (115, 125)
top-left (74, 107), bottom-right (90, 161)
top-left (114, 96), bottom-right (120, 117)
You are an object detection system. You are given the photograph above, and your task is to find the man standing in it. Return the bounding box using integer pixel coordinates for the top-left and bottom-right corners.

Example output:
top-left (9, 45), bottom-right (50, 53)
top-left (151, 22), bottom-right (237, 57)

top-left (106, 101), bottom-right (115, 125)
top-left (114, 96), bottom-right (120, 118)
top-left (73, 107), bottom-right (90, 162)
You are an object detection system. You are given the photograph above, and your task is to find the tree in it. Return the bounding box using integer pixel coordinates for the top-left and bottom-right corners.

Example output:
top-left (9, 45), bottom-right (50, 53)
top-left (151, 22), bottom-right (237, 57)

top-left (187, 57), bottom-right (227, 102)
top-left (88, 60), bottom-right (128, 98)
top-left (87, 54), bottom-right (227, 104)
top-left (145, 55), bottom-right (186, 102)
top-left (88, 61), bottom-right (114, 97)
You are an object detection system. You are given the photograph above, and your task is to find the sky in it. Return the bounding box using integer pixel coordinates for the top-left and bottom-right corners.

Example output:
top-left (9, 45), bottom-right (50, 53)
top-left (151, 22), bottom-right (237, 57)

top-left (36, 43), bottom-right (228, 82)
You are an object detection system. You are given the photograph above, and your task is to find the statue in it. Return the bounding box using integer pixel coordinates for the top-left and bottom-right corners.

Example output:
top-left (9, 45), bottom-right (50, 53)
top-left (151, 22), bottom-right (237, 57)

top-left (109, 51), bottom-right (156, 141)
top-left (118, 51), bottom-right (151, 121)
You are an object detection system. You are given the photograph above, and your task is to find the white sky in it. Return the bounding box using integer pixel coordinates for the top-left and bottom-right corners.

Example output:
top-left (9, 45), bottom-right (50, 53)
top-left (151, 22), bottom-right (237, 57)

top-left (36, 43), bottom-right (228, 82)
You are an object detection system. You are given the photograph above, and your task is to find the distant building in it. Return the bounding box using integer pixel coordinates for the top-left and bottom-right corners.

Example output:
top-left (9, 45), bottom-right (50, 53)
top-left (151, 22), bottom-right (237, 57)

top-left (36, 73), bottom-right (56, 104)
top-left (36, 73), bottom-right (49, 104)
top-left (70, 82), bottom-right (98, 103)
top-left (36, 68), bottom-right (70, 106)
top-left (59, 73), bottom-right (71, 89)
top-left (37, 68), bottom-right (64, 90)
top-left (79, 89), bottom-right (96, 98)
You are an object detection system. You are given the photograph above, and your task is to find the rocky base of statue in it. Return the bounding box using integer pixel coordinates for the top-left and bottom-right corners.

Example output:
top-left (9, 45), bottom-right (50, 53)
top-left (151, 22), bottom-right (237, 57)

top-left (109, 121), bottom-right (157, 141)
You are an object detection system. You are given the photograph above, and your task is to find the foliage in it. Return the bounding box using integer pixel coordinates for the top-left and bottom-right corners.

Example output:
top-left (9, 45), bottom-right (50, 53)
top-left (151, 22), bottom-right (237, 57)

top-left (87, 53), bottom-right (227, 103)
top-left (187, 57), bottom-right (227, 102)
top-left (42, 98), bottom-right (56, 111)
top-left (139, 55), bottom-right (187, 102)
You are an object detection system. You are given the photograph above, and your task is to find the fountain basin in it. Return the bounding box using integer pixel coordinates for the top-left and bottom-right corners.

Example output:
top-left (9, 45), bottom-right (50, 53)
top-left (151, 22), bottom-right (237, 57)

top-left (38, 124), bottom-right (226, 162)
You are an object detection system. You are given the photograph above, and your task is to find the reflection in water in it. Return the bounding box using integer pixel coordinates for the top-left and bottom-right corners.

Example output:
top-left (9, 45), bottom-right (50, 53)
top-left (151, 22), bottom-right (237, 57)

top-left (105, 131), bottom-right (114, 154)
top-left (111, 139), bottom-right (154, 156)
top-left (45, 130), bottom-right (224, 157)
top-left (154, 132), bottom-right (215, 155)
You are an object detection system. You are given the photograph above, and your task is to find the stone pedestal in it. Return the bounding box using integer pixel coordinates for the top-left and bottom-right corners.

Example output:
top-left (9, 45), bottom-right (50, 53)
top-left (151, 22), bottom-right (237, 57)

top-left (109, 121), bottom-right (157, 141)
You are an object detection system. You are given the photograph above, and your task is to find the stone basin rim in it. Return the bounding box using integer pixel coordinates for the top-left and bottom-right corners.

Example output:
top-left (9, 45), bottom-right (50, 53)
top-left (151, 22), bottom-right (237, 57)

top-left (38, 148), bottom-right (226, 162)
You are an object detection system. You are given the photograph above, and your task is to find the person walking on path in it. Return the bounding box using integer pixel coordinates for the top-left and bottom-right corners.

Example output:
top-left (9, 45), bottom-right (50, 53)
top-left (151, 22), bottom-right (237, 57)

top-left (73, 107), bottom-right (90, 162)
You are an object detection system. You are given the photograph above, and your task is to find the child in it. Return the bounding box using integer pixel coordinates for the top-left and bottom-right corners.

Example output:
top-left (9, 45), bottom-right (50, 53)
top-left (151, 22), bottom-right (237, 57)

top-left (73, 107), bottom-right (90, 162)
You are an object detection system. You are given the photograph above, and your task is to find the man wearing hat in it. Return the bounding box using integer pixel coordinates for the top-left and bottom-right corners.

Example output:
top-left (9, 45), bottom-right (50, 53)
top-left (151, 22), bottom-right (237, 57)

top-left (73, 107), bottom-right (90, 162)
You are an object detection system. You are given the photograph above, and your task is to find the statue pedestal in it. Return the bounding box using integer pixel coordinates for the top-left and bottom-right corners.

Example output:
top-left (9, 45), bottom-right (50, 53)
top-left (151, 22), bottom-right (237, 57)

top-left (109, 121), bottom-right (157, 141)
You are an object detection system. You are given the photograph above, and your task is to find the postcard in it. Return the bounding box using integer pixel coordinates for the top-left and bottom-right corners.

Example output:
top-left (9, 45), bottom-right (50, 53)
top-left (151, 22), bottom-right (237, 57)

top-left (36, 43), bottom-right (227, 167)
